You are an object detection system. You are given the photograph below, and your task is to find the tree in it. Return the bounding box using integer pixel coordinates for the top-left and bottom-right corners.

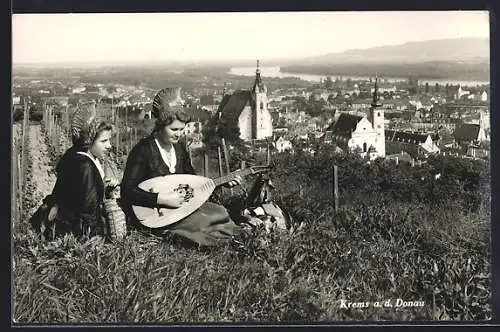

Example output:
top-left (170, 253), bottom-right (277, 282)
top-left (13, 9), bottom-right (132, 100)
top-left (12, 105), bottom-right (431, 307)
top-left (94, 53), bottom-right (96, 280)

top-left (435, 83), bottom-right (440, 93)
top-left (201, 112), bottom-right (249, 160)
top-left (425, 82), bottom-right (429, 94)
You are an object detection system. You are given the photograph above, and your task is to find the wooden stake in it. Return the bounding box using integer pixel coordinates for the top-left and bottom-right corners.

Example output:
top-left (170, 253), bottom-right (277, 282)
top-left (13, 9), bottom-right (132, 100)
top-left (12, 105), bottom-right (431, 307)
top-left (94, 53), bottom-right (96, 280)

top-left (18, 154), bottom-right (23, 217)
top-left (217, 146), bottom-right (223, 177)
top-left (203, 152), bottom-right (209, 177)
top-left (115, 116), bottom-right (120, 155)
top-left (12, 138), bottom-right (18, 225)
top-left (221, 138), bottom-right (231, 174)
top-left (221, 138), bottom-right (233, 194)
top-left (266, 143), bottom-right (271, 165)
top-left (333, 165), bottom-right (339, 212)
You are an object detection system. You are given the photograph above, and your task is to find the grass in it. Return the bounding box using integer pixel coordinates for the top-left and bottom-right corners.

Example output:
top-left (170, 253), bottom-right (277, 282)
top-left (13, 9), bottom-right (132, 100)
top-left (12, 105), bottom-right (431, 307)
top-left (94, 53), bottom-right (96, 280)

top-left (12, 127), bottom-right (492, 324)
top-left (12, 193), bottom-right (491, 323)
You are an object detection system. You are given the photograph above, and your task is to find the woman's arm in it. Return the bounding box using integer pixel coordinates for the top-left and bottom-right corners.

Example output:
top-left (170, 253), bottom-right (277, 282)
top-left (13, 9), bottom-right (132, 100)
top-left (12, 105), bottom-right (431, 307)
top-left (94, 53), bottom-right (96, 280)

top-left (72, 159), bottom-right (102, 233)
top-left (120, 145), bottom-right (159, 208)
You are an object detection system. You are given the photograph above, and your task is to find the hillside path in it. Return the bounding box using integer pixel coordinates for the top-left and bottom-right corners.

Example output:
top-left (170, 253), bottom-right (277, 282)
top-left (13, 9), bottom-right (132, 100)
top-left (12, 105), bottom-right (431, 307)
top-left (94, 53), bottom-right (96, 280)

top-left (29, 124), bottom-right (56, 205)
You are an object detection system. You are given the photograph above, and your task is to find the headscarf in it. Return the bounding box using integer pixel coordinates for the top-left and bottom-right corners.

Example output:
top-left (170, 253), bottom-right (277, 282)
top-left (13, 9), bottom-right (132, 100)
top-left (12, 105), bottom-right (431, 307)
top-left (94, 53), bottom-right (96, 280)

top-left (71, 102), bottom-right (106, 150)
top-left (152, 87), bottom-right (190, 129)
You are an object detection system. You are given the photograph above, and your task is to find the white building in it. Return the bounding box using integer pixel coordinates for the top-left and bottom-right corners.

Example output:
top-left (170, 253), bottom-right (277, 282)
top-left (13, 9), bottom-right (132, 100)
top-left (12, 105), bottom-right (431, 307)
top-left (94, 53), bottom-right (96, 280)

top-left (324, 78), bottom-right (386, 159)
top-left (217, 60), bottom-right (273, 141)
top-left (274, 136), bottom-right (293, 153)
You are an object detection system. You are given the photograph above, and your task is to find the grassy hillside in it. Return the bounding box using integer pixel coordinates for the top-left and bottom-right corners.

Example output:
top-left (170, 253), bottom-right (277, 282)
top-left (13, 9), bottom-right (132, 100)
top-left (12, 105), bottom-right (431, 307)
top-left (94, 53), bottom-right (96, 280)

top-left (12, 140), bottom-right (491, 323)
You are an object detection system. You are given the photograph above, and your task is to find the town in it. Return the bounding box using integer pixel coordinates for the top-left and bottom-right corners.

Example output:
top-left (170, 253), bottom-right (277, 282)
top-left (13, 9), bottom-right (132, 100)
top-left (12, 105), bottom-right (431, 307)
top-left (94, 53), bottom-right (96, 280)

top-left (12, 61), bottom-right (490, 167)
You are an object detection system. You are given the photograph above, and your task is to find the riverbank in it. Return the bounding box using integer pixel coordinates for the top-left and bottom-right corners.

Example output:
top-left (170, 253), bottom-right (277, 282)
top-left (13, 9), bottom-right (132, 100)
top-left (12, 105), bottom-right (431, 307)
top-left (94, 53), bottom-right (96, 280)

top-left (229, 66), bottom-right (490, 87)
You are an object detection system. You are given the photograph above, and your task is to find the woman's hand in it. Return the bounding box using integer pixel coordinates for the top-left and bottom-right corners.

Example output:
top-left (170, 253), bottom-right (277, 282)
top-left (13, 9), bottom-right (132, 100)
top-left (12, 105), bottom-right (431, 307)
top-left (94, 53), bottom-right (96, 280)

top-left (156, 191), bottom-right (185, 209)
top-left (104, 177), bottom-right (120, 189)
top-left (224, 175), bottom-right (242, 188)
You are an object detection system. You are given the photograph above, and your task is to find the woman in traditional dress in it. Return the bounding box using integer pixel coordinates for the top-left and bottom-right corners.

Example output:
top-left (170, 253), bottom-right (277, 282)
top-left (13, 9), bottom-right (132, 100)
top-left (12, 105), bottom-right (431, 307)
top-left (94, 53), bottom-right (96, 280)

top-left (30, 103), bottom-right (118, 239)
top-left (120, 87), bottom-right (241, 246)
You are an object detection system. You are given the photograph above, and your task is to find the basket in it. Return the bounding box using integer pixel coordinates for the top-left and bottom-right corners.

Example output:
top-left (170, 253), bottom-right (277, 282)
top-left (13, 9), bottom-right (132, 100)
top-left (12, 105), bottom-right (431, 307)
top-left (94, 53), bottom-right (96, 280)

top-left (101, 155), bottom-right (127, 241)
top-left (104, 197), bottom-right (127, 241)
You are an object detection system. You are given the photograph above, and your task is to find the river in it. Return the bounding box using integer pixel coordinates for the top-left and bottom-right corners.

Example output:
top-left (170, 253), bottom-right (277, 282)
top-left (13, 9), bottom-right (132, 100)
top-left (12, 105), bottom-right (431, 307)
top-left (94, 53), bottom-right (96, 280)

top-left (228, 66), bottom-right (490, 87)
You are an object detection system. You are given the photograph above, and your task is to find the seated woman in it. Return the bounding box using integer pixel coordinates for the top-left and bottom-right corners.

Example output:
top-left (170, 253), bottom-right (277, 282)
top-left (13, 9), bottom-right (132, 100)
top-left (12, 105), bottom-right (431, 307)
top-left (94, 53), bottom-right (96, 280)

top-left (120, 87), bottom-right (241, 247)
top-left (30, 103), bottom-right (118, 240)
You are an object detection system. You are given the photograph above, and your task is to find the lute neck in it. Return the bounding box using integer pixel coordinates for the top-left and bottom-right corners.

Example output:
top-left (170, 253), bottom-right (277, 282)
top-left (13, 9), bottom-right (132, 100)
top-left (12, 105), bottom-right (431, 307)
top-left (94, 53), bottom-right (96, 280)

top-left (212, 168), bottom-right (256, 187)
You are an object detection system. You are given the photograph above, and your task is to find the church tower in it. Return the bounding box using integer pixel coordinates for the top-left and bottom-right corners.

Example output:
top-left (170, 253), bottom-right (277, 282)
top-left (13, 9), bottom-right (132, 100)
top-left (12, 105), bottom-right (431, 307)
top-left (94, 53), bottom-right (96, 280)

top-left (251, 60), bottom-right (273, 139)
top-left (370, 77), bottom-right (386, 157)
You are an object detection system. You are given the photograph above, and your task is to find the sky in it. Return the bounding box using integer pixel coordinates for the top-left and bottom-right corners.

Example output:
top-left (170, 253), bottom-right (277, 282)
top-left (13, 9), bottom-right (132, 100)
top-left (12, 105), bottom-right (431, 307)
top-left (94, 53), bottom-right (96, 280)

top-left (12, 11), bottom-right (490, 64)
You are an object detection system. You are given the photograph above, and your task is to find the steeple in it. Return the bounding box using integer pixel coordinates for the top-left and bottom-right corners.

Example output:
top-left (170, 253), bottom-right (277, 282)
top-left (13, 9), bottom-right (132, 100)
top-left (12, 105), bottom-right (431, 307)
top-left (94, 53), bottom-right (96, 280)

top-left (252, 59), bottom-right (266, 94)
top-left (371, 76), bottom-right (382, 108)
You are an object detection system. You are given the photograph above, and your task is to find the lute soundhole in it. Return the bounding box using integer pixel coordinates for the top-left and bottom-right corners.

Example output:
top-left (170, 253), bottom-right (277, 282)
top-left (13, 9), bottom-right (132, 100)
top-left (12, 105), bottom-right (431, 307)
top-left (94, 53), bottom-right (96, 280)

top-left (174, 184), bottom-right (194, 203)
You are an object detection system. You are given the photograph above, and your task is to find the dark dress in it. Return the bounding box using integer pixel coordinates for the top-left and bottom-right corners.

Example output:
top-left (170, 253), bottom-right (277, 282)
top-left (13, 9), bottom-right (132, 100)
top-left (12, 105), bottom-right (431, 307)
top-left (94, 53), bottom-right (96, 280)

top-left (120, 134), bottom-right (240, 246)
top-left (45, 146), bottom-right (106, 238)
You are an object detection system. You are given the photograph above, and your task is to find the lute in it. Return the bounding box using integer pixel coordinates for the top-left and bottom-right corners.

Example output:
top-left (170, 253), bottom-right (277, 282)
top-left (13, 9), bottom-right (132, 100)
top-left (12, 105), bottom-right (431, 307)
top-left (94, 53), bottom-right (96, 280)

top-left (132, 166), bottom-right (269, 228)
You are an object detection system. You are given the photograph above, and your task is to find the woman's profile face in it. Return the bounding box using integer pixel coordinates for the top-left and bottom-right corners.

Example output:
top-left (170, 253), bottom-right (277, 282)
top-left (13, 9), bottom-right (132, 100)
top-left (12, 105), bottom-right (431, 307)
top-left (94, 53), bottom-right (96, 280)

top-left (158, 119), bottom-right (186, 145)
top-left (89, 130), bottom-right (112, 159)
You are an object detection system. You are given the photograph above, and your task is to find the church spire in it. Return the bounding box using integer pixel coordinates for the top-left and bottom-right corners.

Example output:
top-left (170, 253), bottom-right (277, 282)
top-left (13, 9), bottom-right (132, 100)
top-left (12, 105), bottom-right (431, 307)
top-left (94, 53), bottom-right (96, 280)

top-left (253, 59), bottom-right (266, 93)
top-left (371, 76), bottom-right (382, 108)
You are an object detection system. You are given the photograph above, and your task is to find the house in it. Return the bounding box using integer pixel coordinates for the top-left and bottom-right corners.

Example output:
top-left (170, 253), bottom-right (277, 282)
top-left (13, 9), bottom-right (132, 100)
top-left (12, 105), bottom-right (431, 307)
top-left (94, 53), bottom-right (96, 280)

top-left (453, 123), bottom-right (488, 145)
top-left (323, 78), bottom-right (386, 159)
top-left (217, 60), bottom-right (273, 141)
top-left (274, 136), bottom-right (293, 153)
top-left (199, 95), bottom-right (218, 113)
top-left (455, 86), bottom-right (470, 100)
top-left (41, 96), bottom-right (70, 107)
top-left (480, 91), bottom-right (488, 102)
top-left (183, 106), bottom-right (211, 137)
top-left (385, 130), bottom-right (440, 158)
top-left (351, 99), bottom-right (372, 111)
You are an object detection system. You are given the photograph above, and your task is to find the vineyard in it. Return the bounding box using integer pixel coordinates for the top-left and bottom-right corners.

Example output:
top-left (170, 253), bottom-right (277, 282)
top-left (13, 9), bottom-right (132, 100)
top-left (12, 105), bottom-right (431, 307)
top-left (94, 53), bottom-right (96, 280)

top-left (11, 103), bottom-right (492, 323)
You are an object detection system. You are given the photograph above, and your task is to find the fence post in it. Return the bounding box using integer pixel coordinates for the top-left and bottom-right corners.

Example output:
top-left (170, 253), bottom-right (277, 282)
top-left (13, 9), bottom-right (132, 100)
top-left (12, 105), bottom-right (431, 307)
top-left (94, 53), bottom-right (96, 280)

top-left (221, 138), bottom-right (231, 173)
top-left (12, 137), bottom-right (18, 225)
top-left (17, 154), bottom-right (23, 219)
top-left (333, 165), bottom-right (339, 212)
top-left (266, 143), bottom-right (271, 165)
top-left (221, 138), bottom-right (233, 194)
top-left (115, 115), bottom-right (120, 156)
top-left (203, 152), bottom-right (209, 177)
top-left (217, 146), bottom-right (223, 177)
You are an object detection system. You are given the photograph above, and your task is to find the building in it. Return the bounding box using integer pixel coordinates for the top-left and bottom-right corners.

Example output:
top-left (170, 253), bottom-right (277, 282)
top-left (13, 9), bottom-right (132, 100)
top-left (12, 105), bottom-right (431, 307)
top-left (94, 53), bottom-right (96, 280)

top-left (183, 106), bottom-right (211, 137)
top-left (385, 130), bottom-right (440, 158)
top-left (41, 96), bottom-right (70, 107)
top-left (323, 78), bottom-right (386, 159)
top-left (453, 123), bottom-right (488, 145)
top-left (217, 60), bottom-right (273, 141)
top-left (274, 136), bottom-right (293, 153)
top-left (455, 86), bottom-right (470, 100)
top-left (480, 91), bottom-right (488, 102)
top-left (199, 95), bottom-right (218, 113)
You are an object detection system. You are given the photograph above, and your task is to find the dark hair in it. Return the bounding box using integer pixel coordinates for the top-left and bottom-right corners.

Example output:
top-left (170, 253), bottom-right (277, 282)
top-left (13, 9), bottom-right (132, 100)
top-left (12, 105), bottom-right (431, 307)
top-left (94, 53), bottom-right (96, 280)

top-left (72, 121), bottom-right (113, 151)
top-left (153, 105), bottom-right (191, 132)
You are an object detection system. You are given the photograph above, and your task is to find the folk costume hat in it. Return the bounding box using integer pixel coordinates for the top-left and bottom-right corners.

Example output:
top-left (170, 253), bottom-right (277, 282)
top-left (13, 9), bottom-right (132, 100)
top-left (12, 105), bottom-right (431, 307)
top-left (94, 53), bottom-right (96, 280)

top-left (152, 87), bottom-right (189, 128)
top-left (71, 102), bottom-right (106, 150)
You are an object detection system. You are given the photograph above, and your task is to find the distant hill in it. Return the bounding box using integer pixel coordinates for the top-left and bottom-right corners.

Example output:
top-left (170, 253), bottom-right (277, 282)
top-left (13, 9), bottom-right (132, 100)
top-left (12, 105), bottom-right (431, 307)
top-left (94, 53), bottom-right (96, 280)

top-left (298, 38), bottom-right (489, 65)
top-left (278, 38), bottom-right (490, 81)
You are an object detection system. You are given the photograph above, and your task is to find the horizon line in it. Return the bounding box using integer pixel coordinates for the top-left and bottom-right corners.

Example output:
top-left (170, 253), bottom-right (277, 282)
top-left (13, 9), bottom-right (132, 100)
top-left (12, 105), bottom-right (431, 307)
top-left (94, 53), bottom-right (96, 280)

top-left (12, 36), bottom-right (489, 67)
